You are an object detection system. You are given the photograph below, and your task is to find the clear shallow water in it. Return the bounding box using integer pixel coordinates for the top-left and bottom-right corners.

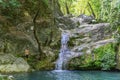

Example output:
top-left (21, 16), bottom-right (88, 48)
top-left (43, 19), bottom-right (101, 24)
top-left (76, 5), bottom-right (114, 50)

top-left (13, 70), bottom-right (120, 80)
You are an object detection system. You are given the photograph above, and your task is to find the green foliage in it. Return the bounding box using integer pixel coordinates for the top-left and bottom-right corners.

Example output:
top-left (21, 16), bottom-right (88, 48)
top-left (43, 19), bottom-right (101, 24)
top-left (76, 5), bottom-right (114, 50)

top-left (93, 43), bottom-right (116, 70)
top-left (0, 0), bottom-right (21, 8)
top-left (0, 0), bottom-right (119, 71)
top-left (93, 44), bottom-right (115, 58)
top-left (58, 0), bottom-right (120, 28)
top-left (101, 0), bottom-right (120, 21)
top-left (88, 0), bottom-right (101, 19)
top-left (59, 0), bottom-right (77, 15)
top-left (69, 44), bottom-right (116, 70)
top-left (101, 52), bottom-right (116, 70)
top-left (0, 0), bottom-right (21, 24)
top-left (69, 57), bottom-right (83, 69)
top-left (35, 57), bottom-right (54, 70)
top-left (88, 0), bottom-right (120, 29)
top-left (85, 60), bottom-right (101, 69)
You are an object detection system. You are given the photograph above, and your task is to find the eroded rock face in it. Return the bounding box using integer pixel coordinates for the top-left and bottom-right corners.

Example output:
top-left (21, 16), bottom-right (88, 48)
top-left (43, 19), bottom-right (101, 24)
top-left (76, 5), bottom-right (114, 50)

top-left (56, 14), bottom-right (95, 30)
top-left (57, 23), bottom-right (114, 61)
top-left (0, 54), bottom-right (30, 73)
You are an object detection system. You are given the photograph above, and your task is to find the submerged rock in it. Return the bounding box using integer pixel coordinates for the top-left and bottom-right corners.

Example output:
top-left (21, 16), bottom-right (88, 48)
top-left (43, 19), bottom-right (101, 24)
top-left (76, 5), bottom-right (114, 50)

top-left (0, 74), bottom-right (14, 80)
top-left (0, 54), bottom-right (30, 73)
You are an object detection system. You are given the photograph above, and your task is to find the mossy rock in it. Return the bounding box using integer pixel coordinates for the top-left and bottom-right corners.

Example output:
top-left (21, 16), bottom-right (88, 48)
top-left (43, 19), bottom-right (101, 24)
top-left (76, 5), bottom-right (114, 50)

top-left (35, 58), bottom-right (55, 70)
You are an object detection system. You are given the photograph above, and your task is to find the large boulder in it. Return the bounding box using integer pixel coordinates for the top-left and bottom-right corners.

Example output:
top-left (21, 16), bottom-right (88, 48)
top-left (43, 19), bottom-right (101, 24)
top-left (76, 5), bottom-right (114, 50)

top-left (0, 54), bottom-right (30, 73)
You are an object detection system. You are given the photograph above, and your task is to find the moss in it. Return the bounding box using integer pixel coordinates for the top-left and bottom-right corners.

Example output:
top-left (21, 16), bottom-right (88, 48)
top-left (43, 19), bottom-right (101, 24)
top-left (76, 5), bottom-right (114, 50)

top-left (25, 52), bottom-right (58, 70)
top-left (34, 58), bottom-right (55, 70)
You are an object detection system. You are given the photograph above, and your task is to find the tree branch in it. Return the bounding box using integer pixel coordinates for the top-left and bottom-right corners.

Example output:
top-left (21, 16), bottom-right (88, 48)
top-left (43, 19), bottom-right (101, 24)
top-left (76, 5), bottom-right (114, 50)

top-left (33, 7), bottom-right (43, 56)
top-left (88, 2), bottom-right (96, 18)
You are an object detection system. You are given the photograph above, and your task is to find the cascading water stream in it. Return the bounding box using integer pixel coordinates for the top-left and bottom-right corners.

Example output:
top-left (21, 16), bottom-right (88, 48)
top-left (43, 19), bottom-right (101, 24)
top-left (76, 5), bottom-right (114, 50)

top-left (55, 31), bottom-right (70, 70)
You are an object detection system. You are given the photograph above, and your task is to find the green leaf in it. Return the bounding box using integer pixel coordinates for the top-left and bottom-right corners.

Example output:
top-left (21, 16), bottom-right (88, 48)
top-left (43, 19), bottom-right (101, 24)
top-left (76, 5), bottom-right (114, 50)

top-left (0, 0), bottom-right (3, 3)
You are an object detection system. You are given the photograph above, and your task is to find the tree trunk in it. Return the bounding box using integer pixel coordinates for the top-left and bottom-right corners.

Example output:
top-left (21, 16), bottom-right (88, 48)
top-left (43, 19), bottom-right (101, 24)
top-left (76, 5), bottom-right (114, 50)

top-left (65, 2), bottom-right (70, 14)
top-left (88, 2), bottom-right (96, 18)
top-left (33, 8), bottom-right (44, 58)
top-left (49, 0), bottom-right (63, 17)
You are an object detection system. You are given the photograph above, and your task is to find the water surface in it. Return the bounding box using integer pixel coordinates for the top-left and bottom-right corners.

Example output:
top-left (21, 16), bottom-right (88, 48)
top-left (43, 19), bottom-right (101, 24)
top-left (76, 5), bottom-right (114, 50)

top-left (13, 70), bottom-right (120, 80)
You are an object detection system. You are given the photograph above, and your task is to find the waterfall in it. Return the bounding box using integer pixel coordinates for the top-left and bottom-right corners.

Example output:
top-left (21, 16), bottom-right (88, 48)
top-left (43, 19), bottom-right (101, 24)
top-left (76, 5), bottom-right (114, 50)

top-left (55, 31), bottom-right (70, 70)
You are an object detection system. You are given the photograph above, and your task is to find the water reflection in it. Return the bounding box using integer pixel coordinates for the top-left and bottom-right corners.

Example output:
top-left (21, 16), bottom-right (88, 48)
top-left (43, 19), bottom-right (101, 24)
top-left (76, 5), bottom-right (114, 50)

top-left (52, 70), bottom-right (81, 80)
top-left (14, 71), bottom-right (120, 80)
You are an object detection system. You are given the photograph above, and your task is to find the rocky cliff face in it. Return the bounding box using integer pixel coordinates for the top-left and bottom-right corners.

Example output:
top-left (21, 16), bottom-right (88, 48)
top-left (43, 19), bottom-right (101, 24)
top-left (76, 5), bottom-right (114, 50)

top-left (0, 17), bottom-right (61, 71)
top-left (0, 0), bottom-right (62, 71)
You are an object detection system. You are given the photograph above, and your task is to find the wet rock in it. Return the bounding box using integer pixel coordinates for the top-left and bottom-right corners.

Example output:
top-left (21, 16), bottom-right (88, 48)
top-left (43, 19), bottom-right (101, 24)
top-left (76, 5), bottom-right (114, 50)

top-left (0, 74), bottom-right (14, 80)
top-left (78, 14), bottom-right (94, 24)
top-left (56, 21), bottom-right (115, 69)
top-left (57, 16), bottom-right (77, 29)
